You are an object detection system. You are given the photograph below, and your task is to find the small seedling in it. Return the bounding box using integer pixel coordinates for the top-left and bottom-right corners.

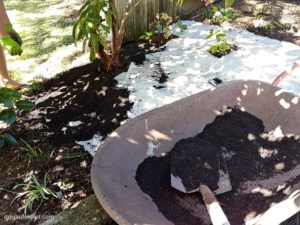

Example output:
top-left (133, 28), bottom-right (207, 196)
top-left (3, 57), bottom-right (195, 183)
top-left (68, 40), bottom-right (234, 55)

top-left (211, 8), bottom-right (237, 25)
top-left (176, 20), bottom-right (187, 32)
top-left (207, 28), bottom-right (235, 58)
top-left (254, 5), bottom-right (270, 18)
top-left (20, 139), bottom-right (42, 165)
top-left (139, 32), bottom-right (154, 41)
top-left (12, 173), bottom-right (57, 215)
top-left (264, 22), bottom-right (276, 30)
top-left (150, 12), bottom-right (173, 40)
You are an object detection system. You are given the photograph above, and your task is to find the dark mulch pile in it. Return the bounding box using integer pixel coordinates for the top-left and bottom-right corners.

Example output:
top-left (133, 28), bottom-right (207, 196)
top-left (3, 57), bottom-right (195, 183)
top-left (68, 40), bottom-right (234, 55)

top-left (0, 41), bottom-right (165, 225)
top-left (136, 107), bottom-right (300, 225)
top-left (170, 138), bottom-right (221, 192)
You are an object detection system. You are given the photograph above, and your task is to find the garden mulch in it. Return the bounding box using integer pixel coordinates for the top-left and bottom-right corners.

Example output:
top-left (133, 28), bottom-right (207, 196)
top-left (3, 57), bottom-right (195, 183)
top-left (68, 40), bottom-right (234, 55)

top-left (0, 41), bottom-right (164, 225)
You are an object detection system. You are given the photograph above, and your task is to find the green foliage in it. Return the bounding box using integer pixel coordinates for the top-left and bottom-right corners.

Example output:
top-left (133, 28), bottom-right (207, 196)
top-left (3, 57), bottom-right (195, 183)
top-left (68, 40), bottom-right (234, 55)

top-left (264, 21), bottom-right (284, 30)
top-left (201, 6), bottom-right (237, 25)
top-left (0, 88), bottom-right (34, 149)
top-left (208, 41), bottom-right (231, 55)
top-left (225, 0), bottom-right (235, 8)
top-left (20, 139), bottom-right (43, 165)
top-left (207, 29), bottom-right (231, 56)
top-left (13, 173), bottom-right (56, 215)
top-left (150, 13), bottom-right (173, 40)
top-left (176, 20), bottom-right (188, 32)
top-left (72, 0), bottom-right (114, 61)
top-left (264, 22), bottom-right (276, 30)
top-left (254, 5), bottom-right (270, 18)
top-left (139, 32), bottom-right (154, 41)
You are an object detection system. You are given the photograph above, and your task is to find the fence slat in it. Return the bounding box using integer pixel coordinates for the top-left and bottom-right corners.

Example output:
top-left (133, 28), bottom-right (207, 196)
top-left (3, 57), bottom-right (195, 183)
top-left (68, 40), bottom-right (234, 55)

top-left (114, 0), bottom-right (202, 42)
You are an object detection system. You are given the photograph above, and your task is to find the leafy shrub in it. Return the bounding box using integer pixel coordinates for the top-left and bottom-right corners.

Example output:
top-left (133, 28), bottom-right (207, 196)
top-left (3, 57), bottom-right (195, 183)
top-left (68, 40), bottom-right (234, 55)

top-left (149, 13), bottom-right (173, 40)
top-left (73, 0), bottom-right (183, 71)
top-left (0, 88), bottom-right (34, 148)
top-left (207, 28), bottom-right (234, 57)
top-left (73, 0), bottom-right (113, 67)
top-left (202, 6), bottom-right (238, 25)
top-left (139, 31), bottom-right (154, 41)
top-left (176, 20), bottom-right (188, 32)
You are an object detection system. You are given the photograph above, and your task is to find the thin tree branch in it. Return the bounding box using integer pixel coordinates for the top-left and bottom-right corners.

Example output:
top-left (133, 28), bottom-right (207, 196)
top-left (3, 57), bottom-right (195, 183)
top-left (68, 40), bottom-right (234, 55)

top-left (119, 0), bottom-right (146, 35)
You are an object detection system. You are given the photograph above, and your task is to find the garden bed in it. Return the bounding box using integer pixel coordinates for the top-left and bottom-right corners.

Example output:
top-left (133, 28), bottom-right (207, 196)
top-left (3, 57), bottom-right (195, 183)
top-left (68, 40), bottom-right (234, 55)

top-left (0, 41), bottom-right (164, 224)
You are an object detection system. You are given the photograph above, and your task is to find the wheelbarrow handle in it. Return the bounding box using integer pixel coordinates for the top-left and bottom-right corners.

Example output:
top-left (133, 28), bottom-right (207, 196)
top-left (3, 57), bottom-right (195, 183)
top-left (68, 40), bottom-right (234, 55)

top-left (245, 190), bottom-right (300, 225)
top-left (199, 185), bottom-right (231, 225)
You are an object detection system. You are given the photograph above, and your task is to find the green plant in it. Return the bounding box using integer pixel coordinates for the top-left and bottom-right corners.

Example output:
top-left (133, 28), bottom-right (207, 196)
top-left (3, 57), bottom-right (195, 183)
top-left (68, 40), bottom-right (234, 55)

top-left (138, 31), bottom-right (154, 41)
top-left (20, 139), bottom-right (42, 165)
top-left (225, 0), bottom-right (235, 8)
top-left (13, 173), bottom-right (57, 215)
top-left (73, 0), bottom-right (183, 71)
top-left (73, 0), bottom-right (114, 69)
top-left (264, 22), bottom-right (276, 30)
top-left (200, 0), bottom-right (237, 25)
top-left (254, 5), bottom-right (270, 18)
top-left (0, 88), bottom-right (34, 149)
top-left (176, 20), bottom-right (188, 32)
top-left (211, 7), bottom-right (237, 24)
top-left (150, 13), bottom-right (173, 40)
top-left (207, 28), bottom-right (232, 56)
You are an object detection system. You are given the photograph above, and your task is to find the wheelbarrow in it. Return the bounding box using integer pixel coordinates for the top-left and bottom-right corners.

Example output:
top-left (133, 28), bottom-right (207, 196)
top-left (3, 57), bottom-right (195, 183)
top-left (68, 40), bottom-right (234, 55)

top-left (91, 80), bottom-right (300, 225)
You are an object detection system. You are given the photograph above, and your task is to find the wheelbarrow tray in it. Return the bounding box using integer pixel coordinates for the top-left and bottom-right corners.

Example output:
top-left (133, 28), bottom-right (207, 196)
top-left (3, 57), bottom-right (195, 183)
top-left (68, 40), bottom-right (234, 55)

top-left (91, 80), bottom-right (300, 225)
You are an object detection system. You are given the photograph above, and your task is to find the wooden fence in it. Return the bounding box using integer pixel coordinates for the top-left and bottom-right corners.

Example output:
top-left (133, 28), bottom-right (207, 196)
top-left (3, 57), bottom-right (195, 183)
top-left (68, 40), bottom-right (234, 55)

top-left (115, 0), bottom-right (202, 42)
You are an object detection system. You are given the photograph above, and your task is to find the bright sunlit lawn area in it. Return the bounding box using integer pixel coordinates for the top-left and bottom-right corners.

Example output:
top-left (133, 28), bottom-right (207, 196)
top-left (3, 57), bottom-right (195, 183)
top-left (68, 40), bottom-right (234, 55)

top-left (4, 0), bottom-right (87, 82)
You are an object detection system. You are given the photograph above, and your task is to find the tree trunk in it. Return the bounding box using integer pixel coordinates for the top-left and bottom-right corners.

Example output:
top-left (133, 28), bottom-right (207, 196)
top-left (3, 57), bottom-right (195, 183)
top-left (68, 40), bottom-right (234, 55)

top-left (97, 46), bottom-right (112, 71)
top-left (111, 2), bottom-right (123, 67)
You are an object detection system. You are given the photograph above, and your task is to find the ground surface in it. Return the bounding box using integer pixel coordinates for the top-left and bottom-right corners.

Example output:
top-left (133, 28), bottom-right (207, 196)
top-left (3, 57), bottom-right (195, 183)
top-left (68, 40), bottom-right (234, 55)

top-left (190, 0), bottom-right (300, 45)
top-left (0, 0), bottom-right (300, 224)
top-left (0, 40), bottom-right (163, 224)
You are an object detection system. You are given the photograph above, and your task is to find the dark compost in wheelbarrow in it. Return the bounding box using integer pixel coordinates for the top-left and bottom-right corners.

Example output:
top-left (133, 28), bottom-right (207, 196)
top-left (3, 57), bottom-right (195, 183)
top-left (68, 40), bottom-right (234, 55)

top-left (136, 107), bottom-right (300, 225)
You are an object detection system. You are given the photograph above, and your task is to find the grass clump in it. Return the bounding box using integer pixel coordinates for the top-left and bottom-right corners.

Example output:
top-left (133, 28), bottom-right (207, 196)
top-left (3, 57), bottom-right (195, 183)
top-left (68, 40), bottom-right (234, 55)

top-left (13, 173), bottom-right (57, 215)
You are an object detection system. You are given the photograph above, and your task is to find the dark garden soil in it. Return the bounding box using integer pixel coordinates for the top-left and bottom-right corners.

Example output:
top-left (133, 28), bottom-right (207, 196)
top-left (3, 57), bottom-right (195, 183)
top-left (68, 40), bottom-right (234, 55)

top-left (188, 0), bottom-right (300, 46)
top-left (235, 0), bottom-right (300, 46)
top-left (136, 107), bottom-right (300, 225)
top-left (170, 138), bottom-right (221, 192)
top-left (0, 41), bottom-right (165, 225)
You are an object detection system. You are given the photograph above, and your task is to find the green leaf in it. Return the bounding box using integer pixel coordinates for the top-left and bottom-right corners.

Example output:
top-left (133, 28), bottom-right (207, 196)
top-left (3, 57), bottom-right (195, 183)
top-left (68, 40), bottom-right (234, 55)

top-left (2, 134), bottom-right (17, 145)
top-left (0, 109), bottom-right (16, 124)
top-left (216, 33), bottom-right (226, 42)
top-left (0, 88), bottom-right (21, 99)
top-left (0, 96), bottom-right (13, 108)
top-left (225, 0), bottom-right (235, 8)
top-left (206, 30), bottom-right (215, 39)
top-left (15, 100), bottom-right (35, 110)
